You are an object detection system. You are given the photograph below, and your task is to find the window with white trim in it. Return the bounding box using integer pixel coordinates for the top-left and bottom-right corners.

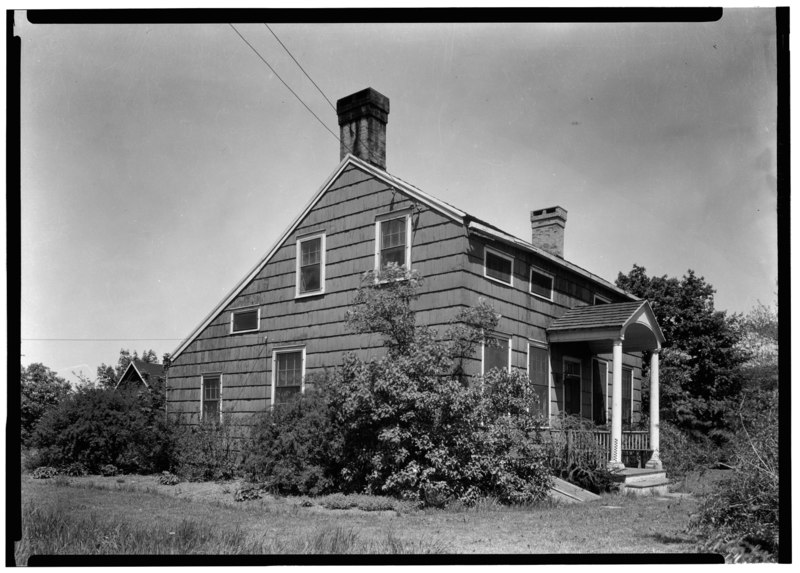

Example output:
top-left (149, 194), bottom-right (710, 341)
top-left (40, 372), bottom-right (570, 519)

top-left (482, 335), bottom-right (511, 375)
top-left (272, 347), bottom-right (305, 406)
top-left (563, 358), bottom-right (582, 416)
top-left (528, 343), bottom-right (550, 420)
top-left (231, 307), bottom-right (259, 334)
top-left (201, 374), bottom-right (221, 423)
top-left (296, 233), bottom-right (326, 296)
top-left (375, 212), bottom-right (411, 271)
top-left (484, 247), bottom-right (513, 286)
top-left (530, 267), bottom-right (554, 300)
top-left (622, 368), bottom-right (633, 426)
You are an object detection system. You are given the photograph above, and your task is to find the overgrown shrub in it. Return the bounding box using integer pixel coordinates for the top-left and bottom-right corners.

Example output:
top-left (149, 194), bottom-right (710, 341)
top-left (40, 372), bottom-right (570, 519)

top-left (234, 483), bottom-right (265, 502)
top-left (62, 462), bottom-right (88, 477)
top-left (658, 420), bottom-right (713, 483)
top-left (157, 471), bottom-right (180, 486)
top-left (689, 388), bottom-right (778, 558)
top-left (171, 417), bottom-right (240, 481)
top-left (100, 464), bottom-right (119, 476)
top-left (32, 386), bottom-right (173, 474)
top-left (242, 375), bottom-right (341, 496)
top-left (32, 466), bottom-right (59, 479)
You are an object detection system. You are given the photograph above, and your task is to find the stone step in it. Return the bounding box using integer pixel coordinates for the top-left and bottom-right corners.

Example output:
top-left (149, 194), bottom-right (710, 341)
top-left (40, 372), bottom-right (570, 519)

top-left (620, 477), bottom-right (671, 496)
top-left (612, 469), bottom-right (667, 484)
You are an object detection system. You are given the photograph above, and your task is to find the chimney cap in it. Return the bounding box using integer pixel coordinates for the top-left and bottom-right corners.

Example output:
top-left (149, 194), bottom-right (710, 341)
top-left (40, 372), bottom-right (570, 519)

top-left (531, 206), bottom-right (568, 222)
top-left (337, 87), bottom-right (390, 125)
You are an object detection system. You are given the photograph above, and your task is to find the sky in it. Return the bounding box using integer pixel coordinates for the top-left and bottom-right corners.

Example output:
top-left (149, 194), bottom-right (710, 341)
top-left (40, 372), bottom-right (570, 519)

top-left (16, 9), bottom-right (779, 384)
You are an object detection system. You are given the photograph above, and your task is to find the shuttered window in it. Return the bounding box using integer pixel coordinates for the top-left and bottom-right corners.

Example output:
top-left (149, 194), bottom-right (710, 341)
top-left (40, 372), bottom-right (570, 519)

top-left (484, 247), bottom-right (513, 285)
top-left (273, 348), bottom-right (304, 405)
top-left (231, 308), bottom-right (259, 333)
top-left (530, 268), bottom-right (554, 300)
top-left (202, 375), bottom-right (221, 423)
top-left (528, 344), bottom-right (550, 419)
top-left (297, 233), bottom-right (325, 296)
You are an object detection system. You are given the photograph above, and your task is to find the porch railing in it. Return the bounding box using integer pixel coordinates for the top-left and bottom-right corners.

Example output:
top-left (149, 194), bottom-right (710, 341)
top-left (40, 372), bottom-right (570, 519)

top-left (543, 429), bottom-right (650, 468)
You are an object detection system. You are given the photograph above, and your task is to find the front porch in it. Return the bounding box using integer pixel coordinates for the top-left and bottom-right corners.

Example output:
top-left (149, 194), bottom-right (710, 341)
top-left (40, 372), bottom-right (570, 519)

top-left (546, 301), bottom-right (666, 471)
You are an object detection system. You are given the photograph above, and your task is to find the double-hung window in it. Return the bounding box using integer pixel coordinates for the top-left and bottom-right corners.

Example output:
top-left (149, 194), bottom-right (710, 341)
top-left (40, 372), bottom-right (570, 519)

top-left (296, 232), bottom-right (326, 297)
top-left (622, 368), bottom-right (633, 426)
top-left (201, 374), bottom-right (221, 423)
top-left (563, 358), bottom-right (582, 416)
top-left (528, 343), bottom-right (550, 419)
top-left (231, 307), bottom-right (259, 334)
top-left (484, 246), bottom-right (513, 286)
top-left (530, 267), bottom-right (554, 300)
top-left (272, 347), bottom-right (305, 406)
top-left (375, 212), bottom-right (411, 271)
top-left (482, 335), bottom-right (511, 375)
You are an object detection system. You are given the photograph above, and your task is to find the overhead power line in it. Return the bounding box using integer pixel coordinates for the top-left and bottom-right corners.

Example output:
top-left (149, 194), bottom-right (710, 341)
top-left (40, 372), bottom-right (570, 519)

top-left (22, 338), bottom-right (185, 342)
top-left (228, 24), bottom-right (341, 145)
top-left (264, 23), bottom-right (337, 113)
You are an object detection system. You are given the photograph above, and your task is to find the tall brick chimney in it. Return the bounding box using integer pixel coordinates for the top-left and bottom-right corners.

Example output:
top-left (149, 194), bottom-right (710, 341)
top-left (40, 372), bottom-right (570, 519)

top-left (531, 206), bottom-right (568, 258)
top-left (336, 88), bottom-right (389, 169)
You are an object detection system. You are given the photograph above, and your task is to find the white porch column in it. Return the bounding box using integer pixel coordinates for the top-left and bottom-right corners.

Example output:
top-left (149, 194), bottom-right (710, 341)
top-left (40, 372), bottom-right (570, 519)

top-left (646, 349), bottom-right (663, 469)
top-left (608, 338), bottom-right (625, 470)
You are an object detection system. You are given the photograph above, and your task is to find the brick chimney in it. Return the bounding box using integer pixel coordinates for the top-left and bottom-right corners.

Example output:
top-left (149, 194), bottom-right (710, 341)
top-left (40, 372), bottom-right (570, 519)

top-left (531, 206), bottom-right (568, 258)
top-left (336, 88), bottom-right (389, 169)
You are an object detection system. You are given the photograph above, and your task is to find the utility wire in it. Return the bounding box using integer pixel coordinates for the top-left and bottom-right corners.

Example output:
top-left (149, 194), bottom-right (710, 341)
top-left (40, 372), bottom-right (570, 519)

top-left (264, 23), bottom-right (337, 113)
top-left (228, 24), bottom-right (341, 145)
top-left (22, 338), bottom-right (185, 342)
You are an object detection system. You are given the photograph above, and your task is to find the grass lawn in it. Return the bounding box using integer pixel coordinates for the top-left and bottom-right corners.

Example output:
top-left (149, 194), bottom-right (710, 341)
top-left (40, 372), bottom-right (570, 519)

top-left (15, 471), bottom-right (724, 562)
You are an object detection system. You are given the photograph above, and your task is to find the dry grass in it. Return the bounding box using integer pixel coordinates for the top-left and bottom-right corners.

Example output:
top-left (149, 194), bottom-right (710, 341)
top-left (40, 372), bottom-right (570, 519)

top-left (15, 471), bottom-right (715, 562)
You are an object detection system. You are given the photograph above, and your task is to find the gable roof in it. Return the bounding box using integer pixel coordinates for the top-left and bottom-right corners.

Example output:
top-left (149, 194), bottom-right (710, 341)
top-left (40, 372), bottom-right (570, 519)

top-left (171, 154), bottom-right (637, 361)
top-left (116, 359), bottom-right (165, 388)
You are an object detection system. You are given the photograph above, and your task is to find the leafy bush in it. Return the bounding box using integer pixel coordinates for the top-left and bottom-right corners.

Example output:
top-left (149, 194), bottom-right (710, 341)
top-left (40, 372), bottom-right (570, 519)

top-left (689, 388), bottom-right (778, 558)
top-left (32, 466), bottom-right (59, 479)
top-left (171, 417), bottom-right (240, 481)
top-left (234, 484), bottom-right (265, 502)
top-left (319, 493), bottom-right (400, 512)
top-left (32, 386), bottom-right (173, 474)
top-left (63, 462), bottom-right (88, 477)
top-left (21, 363), bottom-right (71, 447)
top-left (658, 420), bottom-right (714, 483)
top-left (242, 375), bottom-right (341, 496)
top-left (101, 464), bottom-right (119, 477)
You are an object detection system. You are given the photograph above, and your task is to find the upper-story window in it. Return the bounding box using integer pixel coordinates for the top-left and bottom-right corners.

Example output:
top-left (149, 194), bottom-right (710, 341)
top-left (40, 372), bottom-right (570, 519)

top-left (296, 232), bottom-right (326, 297)
top-left (484, 246), bottom-right (513, 286)
top-left (375, 211), bottom-right (411, 271)
top-left (230, 307), bottom-right (259, 334)
top-left (529, 267), bottom-right (554, 301)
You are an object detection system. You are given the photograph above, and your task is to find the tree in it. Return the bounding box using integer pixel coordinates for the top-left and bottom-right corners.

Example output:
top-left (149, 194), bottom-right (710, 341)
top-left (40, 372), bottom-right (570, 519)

top-left (616, 265), bottom-right (748, 440)
top-left (20, 363), bottom-right (71, 447)
top-left (96, 348), bottom-right (160, 390)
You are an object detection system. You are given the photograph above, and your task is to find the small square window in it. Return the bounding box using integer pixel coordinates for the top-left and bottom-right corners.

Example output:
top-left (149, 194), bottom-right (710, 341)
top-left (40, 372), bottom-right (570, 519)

top-left (231, 308), bottom-right (259, 333)
top-left (296, 233), bottom-right (326, 296)
top-left (484, 247), bottom-right (513, 286)
top-left (530, 268), bottom-right (554, 300)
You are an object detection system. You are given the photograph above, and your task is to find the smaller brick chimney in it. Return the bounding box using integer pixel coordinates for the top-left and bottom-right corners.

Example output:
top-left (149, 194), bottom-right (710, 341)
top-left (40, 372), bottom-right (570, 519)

top-left (531, 206), bottom-right (568, 258)
top-left (336, 88), bottom-right (390, 169)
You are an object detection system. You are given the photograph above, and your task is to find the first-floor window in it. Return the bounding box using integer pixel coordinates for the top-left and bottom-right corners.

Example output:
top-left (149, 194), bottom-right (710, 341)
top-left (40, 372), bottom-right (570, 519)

top-left (528, 344), bottom-right (550, 419)
top-left (202, 374), bottom-right (221, 422)
top-left (273, 348), bottom-right (305, 406)
top-left (622, 368), bottom-right (633, 426)
top-left (483, 335), bottom-right (511, 374)
top-left (563, 359), bottom-right (581, 416)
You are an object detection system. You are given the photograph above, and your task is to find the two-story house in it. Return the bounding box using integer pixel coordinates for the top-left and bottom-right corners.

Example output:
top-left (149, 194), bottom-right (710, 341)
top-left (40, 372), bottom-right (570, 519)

top-left (166, 88), bottom-right (665, 471)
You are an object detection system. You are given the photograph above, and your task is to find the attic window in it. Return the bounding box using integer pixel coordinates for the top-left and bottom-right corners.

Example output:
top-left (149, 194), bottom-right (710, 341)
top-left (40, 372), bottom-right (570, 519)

top-left (296, 232), bottom-right (326, 297)
top-left (529, 267), bottom-right (554, 301)
top-left (375, 211), bottom-right (411, 271)
top-left (231, 308), bottom-right (259, 334)
top-left (594, 295), bottom-right (611, 305)
top-left (484, 247), bottom-right (513, 286)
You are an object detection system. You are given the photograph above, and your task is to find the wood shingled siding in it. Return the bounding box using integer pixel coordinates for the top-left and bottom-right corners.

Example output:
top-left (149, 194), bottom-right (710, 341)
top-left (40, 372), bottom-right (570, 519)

top-left (462, 236), bottom-right (643, 424)
top-left (167, 165), bottom-right (470, 422)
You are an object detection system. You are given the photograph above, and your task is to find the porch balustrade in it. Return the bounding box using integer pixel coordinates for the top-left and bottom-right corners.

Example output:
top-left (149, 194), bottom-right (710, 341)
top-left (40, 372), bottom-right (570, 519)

top-left (544, 429), bottom-right (651, 468)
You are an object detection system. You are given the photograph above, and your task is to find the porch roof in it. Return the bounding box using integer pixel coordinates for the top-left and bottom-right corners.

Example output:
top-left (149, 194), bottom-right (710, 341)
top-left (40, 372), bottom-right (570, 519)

top-left (546, 300), bottom-right (666, 352)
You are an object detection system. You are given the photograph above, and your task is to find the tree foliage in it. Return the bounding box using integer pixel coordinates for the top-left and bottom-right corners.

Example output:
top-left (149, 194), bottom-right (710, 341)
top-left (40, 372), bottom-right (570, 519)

top-left (21, 363), bottom-right (72, 447)
top-left (616, 265), bottom-right (748, 440)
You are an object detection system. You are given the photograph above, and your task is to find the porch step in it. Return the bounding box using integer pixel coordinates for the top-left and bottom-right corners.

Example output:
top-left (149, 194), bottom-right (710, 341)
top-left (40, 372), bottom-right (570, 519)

top-left (619, 477), bottom-right (671, 496)
top-left (611, 468), bottom-right (667, 484)
top-left (548, 477), bottom-right (602, 504)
